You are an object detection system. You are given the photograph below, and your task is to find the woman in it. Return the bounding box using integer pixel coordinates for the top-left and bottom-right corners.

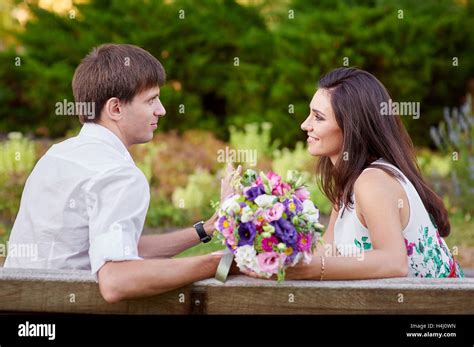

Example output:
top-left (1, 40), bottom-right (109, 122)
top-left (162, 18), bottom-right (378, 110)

top-left (241, 67), bottom-right (463, 280)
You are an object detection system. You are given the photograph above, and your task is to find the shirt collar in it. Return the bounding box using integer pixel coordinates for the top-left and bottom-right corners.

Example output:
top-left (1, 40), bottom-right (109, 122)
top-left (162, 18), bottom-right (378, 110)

top-left (79, 123), bottom-right (133, 161)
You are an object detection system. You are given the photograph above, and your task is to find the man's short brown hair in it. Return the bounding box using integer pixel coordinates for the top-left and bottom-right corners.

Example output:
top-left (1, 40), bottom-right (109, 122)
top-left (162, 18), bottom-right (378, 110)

top-left (72, 43), bottom-right (166, 123)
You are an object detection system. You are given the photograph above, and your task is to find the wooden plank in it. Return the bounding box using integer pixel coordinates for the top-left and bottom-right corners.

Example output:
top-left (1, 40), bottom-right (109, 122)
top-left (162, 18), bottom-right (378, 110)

top-left (0, 268), bottom-right (190, 314)
top-left (196, 277), bottom-right (474, 314)
top-left (1, 268), bottom-right (473, 314)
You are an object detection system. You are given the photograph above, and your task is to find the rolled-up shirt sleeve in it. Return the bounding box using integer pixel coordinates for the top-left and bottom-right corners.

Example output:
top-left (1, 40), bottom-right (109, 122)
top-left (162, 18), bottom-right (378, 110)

top-left (84, 165), bottom-right (150, 280)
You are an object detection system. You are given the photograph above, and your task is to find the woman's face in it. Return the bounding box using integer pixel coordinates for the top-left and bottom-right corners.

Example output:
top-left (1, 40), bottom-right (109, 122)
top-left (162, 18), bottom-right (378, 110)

top-left (301, 88), bottom-right (344, 164)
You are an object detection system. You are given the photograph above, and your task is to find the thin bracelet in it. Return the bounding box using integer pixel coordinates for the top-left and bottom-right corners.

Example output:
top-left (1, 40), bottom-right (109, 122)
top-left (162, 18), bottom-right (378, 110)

top-left (320, 255), bottom-right (325, 281)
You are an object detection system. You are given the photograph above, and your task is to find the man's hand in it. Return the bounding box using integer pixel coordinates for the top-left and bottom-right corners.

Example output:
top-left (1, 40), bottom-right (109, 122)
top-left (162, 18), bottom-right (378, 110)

top-left (203, 164), bottom-right (242, 236)
top-left (220, 163), bottom-right (242, 203)
top-left (204, 211), bottom-right (218, 235)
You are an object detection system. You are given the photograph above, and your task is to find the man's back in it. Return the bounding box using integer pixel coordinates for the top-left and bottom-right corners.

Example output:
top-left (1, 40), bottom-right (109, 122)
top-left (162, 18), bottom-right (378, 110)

top-left (5, 123), bottom-right (149, 276)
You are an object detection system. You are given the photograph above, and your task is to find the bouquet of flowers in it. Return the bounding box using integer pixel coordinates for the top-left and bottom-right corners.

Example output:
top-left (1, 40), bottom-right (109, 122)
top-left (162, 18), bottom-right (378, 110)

top-left (215, 169), bottom-right (323, 282)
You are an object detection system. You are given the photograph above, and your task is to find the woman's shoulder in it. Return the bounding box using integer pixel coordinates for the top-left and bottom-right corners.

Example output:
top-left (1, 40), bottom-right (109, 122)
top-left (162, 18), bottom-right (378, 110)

top-left (354, 166), bottom-right (405, 204)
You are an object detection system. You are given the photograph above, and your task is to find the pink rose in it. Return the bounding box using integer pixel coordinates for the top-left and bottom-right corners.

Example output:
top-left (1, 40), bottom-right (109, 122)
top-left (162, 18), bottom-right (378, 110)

top-left (267, 171), bottom-right (281, 184)
top-left (272, 183), bottom-right (285, 196)
top-left (227, 233), bottom-right (236, 247)
top-left (222, 227), bottom-right (234, 238)
top-left (257, 251), bottom-right (286, 274)
top-left (266, 171), bottom-right (286, 195)
top-left (264, 202), bottom-right (285, 222)
top-left (295, 187), bottom-right (310, 201)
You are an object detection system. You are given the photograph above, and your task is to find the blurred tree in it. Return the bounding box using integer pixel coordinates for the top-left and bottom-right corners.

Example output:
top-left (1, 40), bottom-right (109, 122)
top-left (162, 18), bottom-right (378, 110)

top-left (267, 0), bottom-right (474, 146)
top-left (0, 0), bottom-right (273, 138)
top-left (0, 0), bottom-right (473, 148)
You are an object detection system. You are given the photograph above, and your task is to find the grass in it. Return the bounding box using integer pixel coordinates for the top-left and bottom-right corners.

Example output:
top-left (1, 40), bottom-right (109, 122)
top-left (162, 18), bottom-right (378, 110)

top-left (174, 236), bottom-right (225, 258)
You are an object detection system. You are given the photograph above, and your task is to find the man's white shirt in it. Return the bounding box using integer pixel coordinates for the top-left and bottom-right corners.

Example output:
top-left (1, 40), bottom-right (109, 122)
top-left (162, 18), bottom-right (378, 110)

top-left (4, 123), bottom-right (150, 280)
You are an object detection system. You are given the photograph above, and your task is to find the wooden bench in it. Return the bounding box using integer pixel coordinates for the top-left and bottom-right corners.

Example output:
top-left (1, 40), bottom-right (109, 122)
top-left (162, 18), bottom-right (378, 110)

top-left (0, 267), bottom-right (473, 314)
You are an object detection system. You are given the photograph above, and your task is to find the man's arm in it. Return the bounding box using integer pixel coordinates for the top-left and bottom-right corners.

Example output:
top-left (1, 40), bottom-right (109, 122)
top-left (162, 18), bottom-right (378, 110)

top-left (98, 253), bottom-right (222, 303)
top-left (137, 213), bottom-right (217, 258)
top-left (138, 164), bottom-right (240, 259)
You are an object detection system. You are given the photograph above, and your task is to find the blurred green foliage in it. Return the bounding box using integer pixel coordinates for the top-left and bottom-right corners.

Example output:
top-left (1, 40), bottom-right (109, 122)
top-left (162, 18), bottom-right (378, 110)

top-left (0, 0), bottom-right (473, 148)
top-left (430, 102), bottom-right (474, 214)
top-left (0, 132), bottom-right (35, 175)
top-left (172, 168), bottom-right (217, 212)
top-left (0, 132), bottom-right (36, 224)
top-left (229, 122), bottom-right (278, 159)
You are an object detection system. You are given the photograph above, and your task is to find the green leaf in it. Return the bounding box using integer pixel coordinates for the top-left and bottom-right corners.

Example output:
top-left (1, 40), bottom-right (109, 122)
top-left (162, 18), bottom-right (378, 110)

top-left (259, 172), bottom-right (272, 194)
top-left (354, 239), bottom-right (362, 249)
top-left (424, 227), bottom-right (429, 237)
top-left (241, 169), bottom-right (257, 186)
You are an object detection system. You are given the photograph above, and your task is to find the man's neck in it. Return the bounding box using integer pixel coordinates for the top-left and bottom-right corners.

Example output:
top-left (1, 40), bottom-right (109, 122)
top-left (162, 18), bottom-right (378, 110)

top-left (96, 121), bottom-right (130, 149)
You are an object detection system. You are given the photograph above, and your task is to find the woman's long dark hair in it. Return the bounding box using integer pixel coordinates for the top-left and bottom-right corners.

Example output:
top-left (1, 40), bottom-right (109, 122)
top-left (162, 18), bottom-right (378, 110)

top-left (316, 67), bottom-right (450, 236)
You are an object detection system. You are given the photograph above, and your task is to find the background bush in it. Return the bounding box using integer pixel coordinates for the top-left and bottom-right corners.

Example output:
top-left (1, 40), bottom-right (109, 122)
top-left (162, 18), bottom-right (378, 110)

top-left (0, 0), bottom-right (473, 147)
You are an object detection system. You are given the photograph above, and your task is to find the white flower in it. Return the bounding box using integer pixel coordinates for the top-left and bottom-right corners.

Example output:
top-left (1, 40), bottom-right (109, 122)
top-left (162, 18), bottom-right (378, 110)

top-left (221, 194), bottom-right (241, 215)
top-left (254, 194), bottom-right (277, 208)
top-left (235, 245), bottom-right (274, 278)
top-left (302, 200), bottom-right (320, 223)
top-left (234, 245), bottom-right (257, 271)
top-left (240, 205), bottom-right (254, 223)
top-left (303, 251), bottom-right (313, 264)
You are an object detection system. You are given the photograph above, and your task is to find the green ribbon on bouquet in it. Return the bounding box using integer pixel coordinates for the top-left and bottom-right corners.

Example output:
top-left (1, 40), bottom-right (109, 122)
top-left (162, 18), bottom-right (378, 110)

top-left (215, 248), bottom-right (234, 283)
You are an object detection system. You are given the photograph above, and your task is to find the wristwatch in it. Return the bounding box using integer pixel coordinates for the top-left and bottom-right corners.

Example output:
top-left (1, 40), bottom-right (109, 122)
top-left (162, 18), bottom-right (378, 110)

top-left (193, 221), bottom-right (212, 243)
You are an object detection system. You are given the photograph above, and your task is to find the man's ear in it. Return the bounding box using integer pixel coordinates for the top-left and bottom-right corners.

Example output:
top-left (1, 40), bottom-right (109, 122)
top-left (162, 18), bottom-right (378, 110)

top-left (102, 97), bottom-right (123, 121)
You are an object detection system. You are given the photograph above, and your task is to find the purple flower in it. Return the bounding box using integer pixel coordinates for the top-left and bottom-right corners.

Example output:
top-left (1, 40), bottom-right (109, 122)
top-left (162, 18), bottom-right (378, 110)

top-left (238, 222), bottom-right (257, 246)
top-left (271, 218), bottom-right (297, 247)
top-left (245, 184), bottom-right (265, 201)
top-left (283, 197), bottom-right (303, 217)
top-left (296, 233), bottom-right (312, 252)
top-left (284, 248), bottom-right (298, 265)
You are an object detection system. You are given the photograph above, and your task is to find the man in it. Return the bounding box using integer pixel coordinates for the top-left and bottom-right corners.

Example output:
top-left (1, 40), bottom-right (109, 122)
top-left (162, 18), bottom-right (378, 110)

top-left (5, 44), bottom-right (236, 303)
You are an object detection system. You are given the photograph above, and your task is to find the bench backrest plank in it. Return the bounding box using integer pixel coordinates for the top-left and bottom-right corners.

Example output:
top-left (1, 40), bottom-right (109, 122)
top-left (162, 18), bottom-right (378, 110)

top-left (0, 268), bottom-right (472, 314)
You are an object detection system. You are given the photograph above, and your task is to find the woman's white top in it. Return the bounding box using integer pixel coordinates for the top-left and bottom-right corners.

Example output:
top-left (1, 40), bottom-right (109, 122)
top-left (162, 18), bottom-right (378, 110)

top-left (333, 158), bottom-right (463, 278)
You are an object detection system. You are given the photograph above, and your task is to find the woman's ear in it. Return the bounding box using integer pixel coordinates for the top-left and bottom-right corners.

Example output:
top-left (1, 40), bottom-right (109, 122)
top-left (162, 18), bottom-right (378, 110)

top-left (103, 97), bottom-right (122, 121)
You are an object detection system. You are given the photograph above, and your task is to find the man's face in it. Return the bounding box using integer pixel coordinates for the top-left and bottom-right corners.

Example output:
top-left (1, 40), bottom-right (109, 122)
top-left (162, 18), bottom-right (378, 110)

top-left (119, 86), bottom-right (166, 146)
